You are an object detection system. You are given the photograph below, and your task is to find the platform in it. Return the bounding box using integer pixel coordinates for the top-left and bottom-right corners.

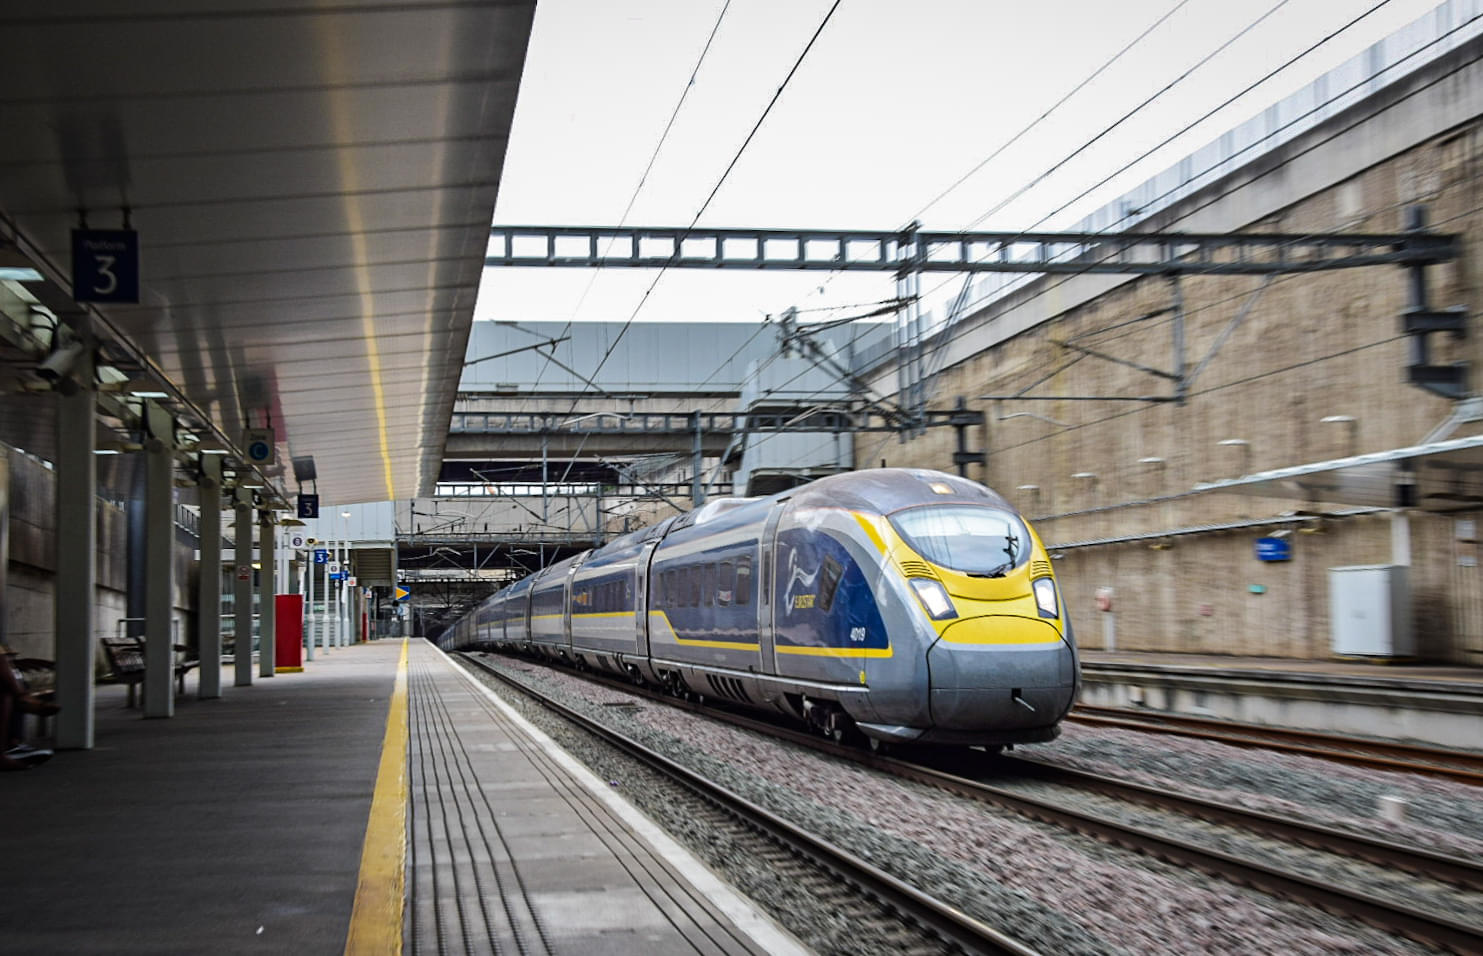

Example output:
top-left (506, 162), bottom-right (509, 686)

top-left (1078, 650), bottom-right (1483, 751)
top-left (0, 640), bottom-right (803, 955)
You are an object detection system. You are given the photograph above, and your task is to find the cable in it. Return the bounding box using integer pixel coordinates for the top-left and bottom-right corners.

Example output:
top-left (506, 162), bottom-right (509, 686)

top-left (564, 0), bottom-right (843, 417)
top-left (526, 0), bottom-right (733, 393)
top-left (967, 0), bottom-right (1295, 230)
top-left (906, 0), bottom-right (1195, 229)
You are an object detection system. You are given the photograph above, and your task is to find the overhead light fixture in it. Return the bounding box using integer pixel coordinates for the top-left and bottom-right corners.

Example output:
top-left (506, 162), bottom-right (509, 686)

top-left (93, 448), bottom-right (123, 456)
top-left (0, 242), bottom-right (43, 282)
top-left (1138, 457), bottom-right (1166, 464)
top-left (1217, 439), bottom-right (1249, 447)
top-left (1071, 472), bottom-right (1097, 479)
top-left (341, 511), bottom-right (352, 518)
top-left (130, 390), bottom-right (169, 399)
top-left (201, 448), bottom-right (230, 456)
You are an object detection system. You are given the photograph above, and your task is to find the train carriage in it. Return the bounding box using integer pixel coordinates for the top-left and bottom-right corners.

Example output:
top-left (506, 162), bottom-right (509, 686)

top-left (445, 468), bottom-right (1079, 749)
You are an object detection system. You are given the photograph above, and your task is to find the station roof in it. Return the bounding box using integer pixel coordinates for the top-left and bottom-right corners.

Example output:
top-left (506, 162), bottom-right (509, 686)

top-left (1192, 433), bottom-right (1483, 511)
top-left (0, 1), bottom-right (535, 503)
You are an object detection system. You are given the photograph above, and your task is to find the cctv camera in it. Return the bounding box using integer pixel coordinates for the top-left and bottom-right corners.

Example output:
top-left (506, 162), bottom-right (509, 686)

top-left (35, 340), bottom-right (87, 383)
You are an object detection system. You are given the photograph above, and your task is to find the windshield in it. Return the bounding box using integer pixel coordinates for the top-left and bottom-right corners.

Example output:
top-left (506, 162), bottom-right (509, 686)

top-left (889, 505), bottom-right (1028, 577)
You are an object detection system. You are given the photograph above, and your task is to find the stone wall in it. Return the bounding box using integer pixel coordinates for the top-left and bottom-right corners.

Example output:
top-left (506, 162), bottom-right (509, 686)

top-left (858, 44), bottom-right (1483, 665)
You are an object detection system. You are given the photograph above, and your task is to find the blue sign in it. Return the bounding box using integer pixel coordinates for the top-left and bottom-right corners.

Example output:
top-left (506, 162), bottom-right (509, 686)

top-left (297, 494), bottom-right (319, 519)
top-left (72, 229), bottom-right (140, 303)
top-left (329, 571), bottom-right (345, 581)
top-left (1255, 537), bottom-right (1291, 562)
top-left (313, 549), bottom-right (329, 565)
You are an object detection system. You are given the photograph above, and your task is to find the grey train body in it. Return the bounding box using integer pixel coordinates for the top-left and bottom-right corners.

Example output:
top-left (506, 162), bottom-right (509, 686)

top-left (441, 468), bottom-right (1080, 748)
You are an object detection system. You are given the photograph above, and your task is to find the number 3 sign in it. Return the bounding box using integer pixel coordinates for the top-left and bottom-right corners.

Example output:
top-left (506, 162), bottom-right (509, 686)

top-left (72, 229), bottom-right (140, 304)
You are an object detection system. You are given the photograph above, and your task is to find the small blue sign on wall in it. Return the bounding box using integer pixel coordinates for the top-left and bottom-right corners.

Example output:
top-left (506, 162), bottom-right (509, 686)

top-left (72, 229), bottom-right (140, 303)
top-left (313, 549), bottom-right (329, 565)
top-left (1255, 537), bottom-right (1291, 562)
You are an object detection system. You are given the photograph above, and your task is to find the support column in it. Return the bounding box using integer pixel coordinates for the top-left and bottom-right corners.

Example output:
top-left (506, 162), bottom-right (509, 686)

top-left (54, 339), bottom-right (96, 748)
top-left (258, 513), bottom-right (276, 677)
top-left (690, 411), bottom-right (704, 507)
top-left (143, 401), bottom-right (177, 718)
top-left (197, 455), bottom-right (223, 698)
top-left (303, 550), bottom-right (314, 662)
top-left (234, 489), bottom-right (254, 687)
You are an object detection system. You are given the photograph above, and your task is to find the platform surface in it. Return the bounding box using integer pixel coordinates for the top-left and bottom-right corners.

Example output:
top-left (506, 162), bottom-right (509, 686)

top-left (1080, 649), bottom-right (1483, 691)
top-left (0, 640), bottom-right (398, 954)
top-left (0, 640), bottom-right (801, 955)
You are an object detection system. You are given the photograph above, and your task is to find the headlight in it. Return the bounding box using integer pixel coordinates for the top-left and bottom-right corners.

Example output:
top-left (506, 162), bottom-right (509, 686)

top-left (909, 578), bottom-right (957, 620)
top-left (1032, 577), bottom-right (1059, 619)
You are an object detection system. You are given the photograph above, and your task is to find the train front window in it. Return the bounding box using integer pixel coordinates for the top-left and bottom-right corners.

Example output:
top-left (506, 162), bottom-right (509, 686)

top-left (889, 505), bottom-right (1027, 577)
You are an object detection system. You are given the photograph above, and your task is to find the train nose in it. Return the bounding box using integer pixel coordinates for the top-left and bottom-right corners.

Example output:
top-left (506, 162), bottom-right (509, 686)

top-left (925, 616), bottom-right (1077, 731)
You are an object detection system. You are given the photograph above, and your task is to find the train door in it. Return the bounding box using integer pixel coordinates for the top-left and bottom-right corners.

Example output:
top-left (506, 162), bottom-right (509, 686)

top-left (634, 539), bottom-right (660, 658)
top-left (756, 500), bottom-right (787, 677)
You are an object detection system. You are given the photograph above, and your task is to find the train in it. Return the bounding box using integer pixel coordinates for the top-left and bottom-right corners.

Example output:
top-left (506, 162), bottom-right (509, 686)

top-left (437, 467), bottom-right (1080, 749)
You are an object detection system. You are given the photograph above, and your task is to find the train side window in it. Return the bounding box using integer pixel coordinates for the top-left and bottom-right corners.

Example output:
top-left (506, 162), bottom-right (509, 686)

top-left (701, 564), bottom-right (713, 607)
top-left (718, 560), bottom-right (733, 606)
top-left (818, 556), bottom-right (843, 612)
top-left (735, 556), bottom-right (752, 605)
top-left (684, 567), bottom-right (696, 607)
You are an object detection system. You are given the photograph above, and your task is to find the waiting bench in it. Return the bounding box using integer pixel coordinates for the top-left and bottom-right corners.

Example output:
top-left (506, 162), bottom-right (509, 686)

top-left (100, 637), bottom-right (199, 707)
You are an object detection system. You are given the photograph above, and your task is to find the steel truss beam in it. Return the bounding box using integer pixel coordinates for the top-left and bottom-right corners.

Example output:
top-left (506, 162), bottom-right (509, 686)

top-left (448, 407), bottom-right (978, 438)
top-left (488, 225), bottom-right (1458, 276)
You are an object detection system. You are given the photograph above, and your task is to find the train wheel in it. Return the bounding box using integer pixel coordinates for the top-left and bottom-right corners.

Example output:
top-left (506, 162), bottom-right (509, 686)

top-left (867, 736), bottom-right (889, 755)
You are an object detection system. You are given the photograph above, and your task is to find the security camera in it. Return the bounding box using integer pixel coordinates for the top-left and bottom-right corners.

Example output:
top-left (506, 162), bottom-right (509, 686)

top-left (35, 340), bottom-right (87, 384)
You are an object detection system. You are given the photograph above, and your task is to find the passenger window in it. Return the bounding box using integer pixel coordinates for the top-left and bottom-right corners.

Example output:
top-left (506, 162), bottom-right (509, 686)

top-left (736, 557), bottom-right (752, 605)
top-left (818, 556), bottom-right (843, 612)
top-left (717, 561), bottom-right (733, 606)
top-left (702, 564), bottom-right (713, 607)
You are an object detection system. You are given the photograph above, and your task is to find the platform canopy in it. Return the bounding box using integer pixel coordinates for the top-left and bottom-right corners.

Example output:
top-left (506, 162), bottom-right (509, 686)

top-left (1192, 433), bottom-right (1483, 511)
top-left (0, 1), bottom-right (535, 503)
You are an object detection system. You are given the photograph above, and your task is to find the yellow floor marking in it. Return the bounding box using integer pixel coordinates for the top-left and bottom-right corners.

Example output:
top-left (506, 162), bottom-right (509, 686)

top-left (344, 639), bottom-right (409, 955)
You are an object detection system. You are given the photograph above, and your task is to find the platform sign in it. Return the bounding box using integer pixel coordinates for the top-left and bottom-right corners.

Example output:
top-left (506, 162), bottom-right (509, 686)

top-left (313, 549), bottom-right (329, 565)
top-left (72, 228), bottom-right (139, 303)
top-left (394, 585), bottom-right (410, 603)
top-left (327, 561), bottom-right (341, 575)
top-left (287, 531), bottom-right (307, 550)
top-left (1255, 537), bottom-right (1291, 562)
top-left (297, 494), bottom-right (319, 519)
top-left (243, 427), bottom-right (275, 465)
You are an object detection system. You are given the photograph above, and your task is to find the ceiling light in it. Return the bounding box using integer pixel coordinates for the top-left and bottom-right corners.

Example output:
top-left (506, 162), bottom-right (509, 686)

top-left (201, 449), bottom-right (230, 455)
top-left (130, 390), bottom-right (169, 399)
top-left (0, 243), bottom-right (43, 282)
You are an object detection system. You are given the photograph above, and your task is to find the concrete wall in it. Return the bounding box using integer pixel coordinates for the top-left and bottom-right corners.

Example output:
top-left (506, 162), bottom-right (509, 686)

top-left (858, 36), bottom-right (1483, 665)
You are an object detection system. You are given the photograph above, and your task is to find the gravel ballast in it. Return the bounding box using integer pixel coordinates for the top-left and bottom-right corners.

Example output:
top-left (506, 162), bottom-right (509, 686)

top-left (460, 653), bottom-right (1456, 955)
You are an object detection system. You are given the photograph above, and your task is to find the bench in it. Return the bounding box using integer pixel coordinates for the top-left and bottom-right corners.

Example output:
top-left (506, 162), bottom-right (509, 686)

top-left (100, 637), bottom-right (199, 707)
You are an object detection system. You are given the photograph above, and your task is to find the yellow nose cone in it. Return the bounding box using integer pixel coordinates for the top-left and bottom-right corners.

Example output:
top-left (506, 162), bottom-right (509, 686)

top-left (939, 615), bottom-right (1062, 645)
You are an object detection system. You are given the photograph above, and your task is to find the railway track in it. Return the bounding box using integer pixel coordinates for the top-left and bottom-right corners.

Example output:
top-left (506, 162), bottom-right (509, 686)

top-left (1069, 705), bottom-right (1483, 785)
top-left (458, 653), bottom-right (1042, 956)
top-left (462, 651), bottom-right (1483, 954)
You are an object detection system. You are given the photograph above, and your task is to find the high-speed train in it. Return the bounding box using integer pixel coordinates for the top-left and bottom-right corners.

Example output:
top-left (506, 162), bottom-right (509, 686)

top-left (439, 468), bottom-right (1080, 748)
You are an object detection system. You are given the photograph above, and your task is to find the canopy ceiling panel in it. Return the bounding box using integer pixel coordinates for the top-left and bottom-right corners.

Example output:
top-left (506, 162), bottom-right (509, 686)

top-left (0, 0), bottom-right (535, 503)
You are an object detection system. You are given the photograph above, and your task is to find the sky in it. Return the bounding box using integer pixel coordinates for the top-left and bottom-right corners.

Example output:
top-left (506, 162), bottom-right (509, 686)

top-left (473, 0), bottom-right (1450, 341)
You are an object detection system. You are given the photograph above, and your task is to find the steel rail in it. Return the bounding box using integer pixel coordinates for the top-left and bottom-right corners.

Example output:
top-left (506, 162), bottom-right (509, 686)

top-left (457, 654), bottom-right (1041, 956)
top-left (1002, 754), bottom-right (1483, 893)
top-left (461, 652), bottom-right (1483, 953)
top-left (1068, 706), bottom-right (1483, 785)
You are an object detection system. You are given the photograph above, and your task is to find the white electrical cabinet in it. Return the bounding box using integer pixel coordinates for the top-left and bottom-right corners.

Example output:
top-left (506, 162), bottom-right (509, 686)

top-left (1328, 564), bottom-right (1414, 657)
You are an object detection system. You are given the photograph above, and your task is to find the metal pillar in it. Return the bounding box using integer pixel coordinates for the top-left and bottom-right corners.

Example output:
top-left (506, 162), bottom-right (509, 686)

top-left (197, 455), bottom-right (223, 698)
top-left (54, 340), bottom-right (96, 747)
top-left (690, 411), bottom-right (704, 507)
top-left (303, 550), bottom-right (314, 662)
top-left (234, 490), bottom-right (254, 687)
top-left (143, 400), bottom-right (176, 718)
top-left (320, 545), bottom-right (329, 653)
top-left (258, 513), bottom-right (276, 677)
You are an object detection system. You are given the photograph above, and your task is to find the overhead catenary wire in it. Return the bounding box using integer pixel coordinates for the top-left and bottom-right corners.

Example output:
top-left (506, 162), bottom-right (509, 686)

top-left (525, 0), bottom-right (734, 395)
top-left (563, 0), bottom-right (844, 419)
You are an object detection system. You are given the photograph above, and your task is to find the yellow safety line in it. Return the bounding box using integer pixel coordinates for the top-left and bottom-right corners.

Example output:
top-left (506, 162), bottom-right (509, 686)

top-left (344, 639), bottom-right (408, 955)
